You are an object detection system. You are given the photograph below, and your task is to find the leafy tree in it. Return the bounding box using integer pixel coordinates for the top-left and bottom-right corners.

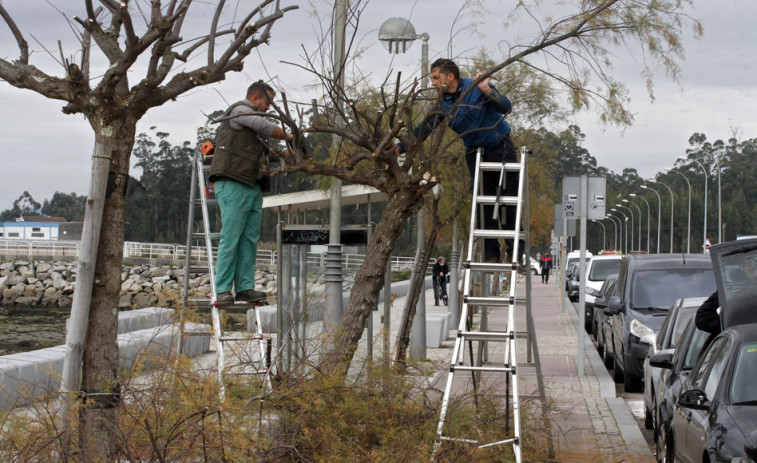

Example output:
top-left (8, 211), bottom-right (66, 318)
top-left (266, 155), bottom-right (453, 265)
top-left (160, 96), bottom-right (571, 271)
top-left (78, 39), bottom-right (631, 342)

top-left (0, 2), bottom-right (295, 457)
top-left (0, 191), bottom-right (41, 221)
top-left (269, 0), bottom-right (701, 376)
top-left (41, 192), bottom-right (86, 221)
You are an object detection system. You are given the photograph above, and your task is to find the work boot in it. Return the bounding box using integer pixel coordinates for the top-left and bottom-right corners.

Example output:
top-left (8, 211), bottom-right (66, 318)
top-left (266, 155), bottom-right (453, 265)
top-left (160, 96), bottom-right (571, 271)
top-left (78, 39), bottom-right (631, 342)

top-left (217, 292), bottom-right (234, 303)
top-left (236, 289), bottom-right (267, 302)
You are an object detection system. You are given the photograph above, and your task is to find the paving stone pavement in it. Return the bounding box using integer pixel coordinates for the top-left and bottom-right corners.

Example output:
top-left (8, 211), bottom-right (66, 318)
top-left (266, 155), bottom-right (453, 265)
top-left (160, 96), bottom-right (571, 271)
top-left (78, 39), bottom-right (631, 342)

top-left (422, 274), bottom-right (656, 462)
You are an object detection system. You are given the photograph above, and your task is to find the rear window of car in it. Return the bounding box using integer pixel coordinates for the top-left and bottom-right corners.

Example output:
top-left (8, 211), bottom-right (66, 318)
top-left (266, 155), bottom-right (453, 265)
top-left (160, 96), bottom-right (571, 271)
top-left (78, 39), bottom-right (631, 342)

top-left (631, 269), bottom-right (715, 310)
top-left (588, 259), bottom-right (622, 282)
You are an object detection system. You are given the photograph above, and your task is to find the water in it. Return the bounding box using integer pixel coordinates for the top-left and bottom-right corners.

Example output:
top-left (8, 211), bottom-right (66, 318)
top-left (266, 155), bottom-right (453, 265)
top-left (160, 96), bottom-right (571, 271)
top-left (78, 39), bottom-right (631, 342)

top-left (0, 306), bottom-right (68, 355)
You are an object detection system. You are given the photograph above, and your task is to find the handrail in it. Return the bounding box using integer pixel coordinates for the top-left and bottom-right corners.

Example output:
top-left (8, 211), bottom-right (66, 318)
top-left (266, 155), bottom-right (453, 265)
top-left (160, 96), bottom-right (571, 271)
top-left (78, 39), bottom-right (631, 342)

top-left (0, 239), bottom-right (435, 272)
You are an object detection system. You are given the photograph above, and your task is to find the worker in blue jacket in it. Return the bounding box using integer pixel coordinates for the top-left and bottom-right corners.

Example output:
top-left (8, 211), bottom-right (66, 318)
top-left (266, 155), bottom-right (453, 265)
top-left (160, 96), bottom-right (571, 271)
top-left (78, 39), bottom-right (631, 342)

top-left (400, 58), bottom-right (521, 263)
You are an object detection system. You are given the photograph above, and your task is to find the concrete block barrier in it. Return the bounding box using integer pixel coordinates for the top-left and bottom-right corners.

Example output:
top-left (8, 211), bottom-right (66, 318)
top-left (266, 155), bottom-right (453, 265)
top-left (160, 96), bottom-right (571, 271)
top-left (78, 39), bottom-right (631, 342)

top-left (426, 312), bottom-right (450, 348)
top-left (0, 321), bottom-right (210, 410)
top-left (65, 307), bottom-right (175, 336)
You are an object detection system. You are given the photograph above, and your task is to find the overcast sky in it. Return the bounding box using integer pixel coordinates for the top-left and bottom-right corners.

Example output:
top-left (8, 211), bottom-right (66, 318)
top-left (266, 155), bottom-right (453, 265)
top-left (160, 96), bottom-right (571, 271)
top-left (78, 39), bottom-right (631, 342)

top-left (1, 0), bottom-right (755, 214)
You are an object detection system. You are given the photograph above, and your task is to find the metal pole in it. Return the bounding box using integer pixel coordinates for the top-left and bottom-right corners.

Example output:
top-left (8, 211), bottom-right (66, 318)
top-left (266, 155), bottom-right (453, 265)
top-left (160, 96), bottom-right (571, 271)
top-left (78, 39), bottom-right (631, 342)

top-left (578, 176), bottom-right (588, 376)
top-left (592, 219), bottom-right (606, 250)
top-left (690, 160), bottom-right (708, 252)
top-left (641, 186), bottom-right (661, 254)
top-left (667, 168), bottom-right (691, 253)
top-left (650, 179), bottom-right (675, 253)
top-left (325, 0), bottom-right (348, 335)
top-left (617, 204), bottom-right (634, 252)
top-left (613, 208), bottom-right (629, 254)
top-left (630, 194), bottom-right (651, 253)
top-left (609, 214), bottom-right (622, 253)
top-left (715, 153), bottom-right (722, 243)
top-left (624, 199), bottom-right (642, 252)
top-left (606, 215), bottom-right (618, 251)
top-left (409, 32), bottom-right (430, 360)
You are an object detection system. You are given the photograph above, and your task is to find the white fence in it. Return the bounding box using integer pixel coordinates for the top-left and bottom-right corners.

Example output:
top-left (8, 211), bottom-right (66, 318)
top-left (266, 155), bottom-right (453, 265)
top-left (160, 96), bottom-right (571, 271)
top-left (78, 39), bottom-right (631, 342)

top-left (0, 240), bottom-right (429, 272)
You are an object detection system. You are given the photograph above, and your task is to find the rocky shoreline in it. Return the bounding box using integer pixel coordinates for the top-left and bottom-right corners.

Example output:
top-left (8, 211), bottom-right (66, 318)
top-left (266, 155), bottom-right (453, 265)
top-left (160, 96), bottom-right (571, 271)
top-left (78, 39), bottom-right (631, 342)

top-left (0, 260), bottom-right (279, 313)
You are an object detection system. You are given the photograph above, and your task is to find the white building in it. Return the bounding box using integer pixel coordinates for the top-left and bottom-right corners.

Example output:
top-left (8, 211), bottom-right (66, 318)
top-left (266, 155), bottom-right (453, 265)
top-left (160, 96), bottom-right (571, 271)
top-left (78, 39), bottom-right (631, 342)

top-left (0, 221), bottom-right (60, 240)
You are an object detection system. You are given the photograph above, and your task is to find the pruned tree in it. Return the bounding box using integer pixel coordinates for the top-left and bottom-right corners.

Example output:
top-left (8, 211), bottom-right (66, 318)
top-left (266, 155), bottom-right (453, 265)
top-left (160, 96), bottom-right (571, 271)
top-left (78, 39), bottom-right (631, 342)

top-left (268, 0), bottom-right (700, 377)
top-left (0, 0), bottom-right (296, 458)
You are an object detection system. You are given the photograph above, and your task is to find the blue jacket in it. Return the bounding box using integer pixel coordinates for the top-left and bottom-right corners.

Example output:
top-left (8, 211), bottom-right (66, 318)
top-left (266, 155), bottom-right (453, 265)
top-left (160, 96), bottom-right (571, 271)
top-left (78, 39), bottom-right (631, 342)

top-left (413, 77), bottom-right (512, 152)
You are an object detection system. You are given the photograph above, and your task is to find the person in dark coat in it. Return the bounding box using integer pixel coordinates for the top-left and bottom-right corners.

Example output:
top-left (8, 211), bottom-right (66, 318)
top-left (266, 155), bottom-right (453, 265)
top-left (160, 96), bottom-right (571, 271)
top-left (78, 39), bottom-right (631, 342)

top-left (432, 256), bottom-right (449, 306)
top-left (539, 253), bottom-right (553, 284)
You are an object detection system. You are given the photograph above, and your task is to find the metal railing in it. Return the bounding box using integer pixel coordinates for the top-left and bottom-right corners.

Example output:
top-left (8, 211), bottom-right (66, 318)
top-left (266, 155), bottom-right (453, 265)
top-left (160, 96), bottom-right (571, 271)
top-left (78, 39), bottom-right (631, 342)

top-left (0, 239), bottom-right (431, 272)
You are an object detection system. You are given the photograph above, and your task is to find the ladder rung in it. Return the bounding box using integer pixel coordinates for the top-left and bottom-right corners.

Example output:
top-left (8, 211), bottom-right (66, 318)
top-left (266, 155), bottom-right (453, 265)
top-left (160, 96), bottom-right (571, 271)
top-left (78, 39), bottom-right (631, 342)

top-left (195, 199), bottom-right (218, 206)
top-left (472, 229), bottom-right (518, 240)
top-left (476, 195), bottom-right (519, 206)
top-left (458, 331), bottom-right (512, 342)
top-left (439, 435), bottom-right (479, 444)
top-left (464, 296), bottom-right (511, 306)
top-left (192, 232), bottom-right (220, 240)
top-left (466, 261), bottom-right (518, 272)
top-left (452, 365), bottom-right (514, 374)
top-left (188, 266), bottom-right (210, 274)
top-left (219, 335), bottom-right (263, 342)
top-left (479, 161), bottom-right (521, 172)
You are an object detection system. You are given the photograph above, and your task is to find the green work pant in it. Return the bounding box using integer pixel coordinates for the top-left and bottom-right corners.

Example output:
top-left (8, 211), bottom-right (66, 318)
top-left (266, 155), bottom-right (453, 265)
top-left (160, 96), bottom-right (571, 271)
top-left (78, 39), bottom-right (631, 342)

top-left (214, 179), bottom-right (263, 294)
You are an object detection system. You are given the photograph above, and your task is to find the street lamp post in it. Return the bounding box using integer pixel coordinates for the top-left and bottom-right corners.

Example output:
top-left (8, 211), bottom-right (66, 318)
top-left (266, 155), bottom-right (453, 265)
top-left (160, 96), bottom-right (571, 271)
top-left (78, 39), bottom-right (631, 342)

top-left (605, 215), bottom-right (618, 250)
top-left (379, 17), bottom-right (430, 359)
top-left (593, 219), bottom-right (606, 250)
top-left (612, 208), bottom-right (629, 254)
top-left (646, 179), bottom-right (674, 253)
top-left (630, 194), bottom-right (651, 253)
top-left (683, 157), bottom-right (709, 253)
top-left (664, 167), bottom-right (691, 253)
top-left (623, 199), bottom-right (642, 253)
top-left (640, 185), bottom-right (661, 254)
top-left (617, 203), bottom-right (636, 252)
top-left (714, 149), bottom-right (723, 243)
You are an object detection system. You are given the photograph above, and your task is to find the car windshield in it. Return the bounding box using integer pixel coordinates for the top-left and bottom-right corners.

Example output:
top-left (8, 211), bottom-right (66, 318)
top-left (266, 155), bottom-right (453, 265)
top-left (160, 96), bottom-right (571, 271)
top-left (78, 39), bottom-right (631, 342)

top-left (631, 269), bottom-right (715, 310)
top-left (588, 259), bottom-right (622, 282)
top-left (730, 342), bottom-right (757, 404)
top-left (670, 309), bottom-right (696, 347)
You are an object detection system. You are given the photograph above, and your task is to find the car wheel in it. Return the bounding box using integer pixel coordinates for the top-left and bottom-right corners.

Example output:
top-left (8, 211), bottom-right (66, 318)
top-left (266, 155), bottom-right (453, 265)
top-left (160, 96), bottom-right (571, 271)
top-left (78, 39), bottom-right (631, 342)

top-left (612, 351), bottom-right (624, 383)
top-left (656, 428), bottom-right (675, 463)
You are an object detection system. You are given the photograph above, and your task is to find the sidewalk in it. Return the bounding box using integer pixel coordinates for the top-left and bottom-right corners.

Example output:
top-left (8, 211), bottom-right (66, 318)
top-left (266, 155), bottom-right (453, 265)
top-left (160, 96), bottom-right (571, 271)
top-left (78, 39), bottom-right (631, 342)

top-left (422, 274), bottom-right (655, 462)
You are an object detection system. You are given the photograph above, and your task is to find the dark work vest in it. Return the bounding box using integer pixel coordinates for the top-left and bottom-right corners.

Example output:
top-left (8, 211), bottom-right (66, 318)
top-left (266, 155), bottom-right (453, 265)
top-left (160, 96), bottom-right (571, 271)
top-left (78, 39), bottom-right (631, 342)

top-left (209, 101), bottom-right (269, 187)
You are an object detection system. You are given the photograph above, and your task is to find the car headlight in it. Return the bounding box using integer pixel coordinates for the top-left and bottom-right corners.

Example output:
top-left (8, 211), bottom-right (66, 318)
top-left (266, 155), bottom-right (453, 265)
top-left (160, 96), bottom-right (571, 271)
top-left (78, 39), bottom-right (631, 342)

top-left (630, 319), bottom-right (654, 339)
top-left (586, 287), bottom-right (601, 297)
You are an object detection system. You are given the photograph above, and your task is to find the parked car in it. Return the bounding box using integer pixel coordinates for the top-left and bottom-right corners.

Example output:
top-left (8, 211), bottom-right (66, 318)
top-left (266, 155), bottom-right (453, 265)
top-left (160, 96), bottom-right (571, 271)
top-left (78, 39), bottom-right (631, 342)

top-left (669, 238), bottom-right (757, 463)
top-left (564, 249), bottom-right (594, 275)
top-left (605, 254), bottom-right (715, 392)
top-left (592, 273), bottom-right (618, 359)
top-left (568, 266), bottom-right (581, 302)
top-left (597, 278), bottom-right (620, 369)
top-left (583, 255), bottom-right (623, 332)
top-left (649, 317), bottom-right (709, 462)
top-left (642, 297), bottom-right (705, 431)
top-left (526, 256), bottom-right (541, 276)
top-left (565, 261), bottom-right (579, 291)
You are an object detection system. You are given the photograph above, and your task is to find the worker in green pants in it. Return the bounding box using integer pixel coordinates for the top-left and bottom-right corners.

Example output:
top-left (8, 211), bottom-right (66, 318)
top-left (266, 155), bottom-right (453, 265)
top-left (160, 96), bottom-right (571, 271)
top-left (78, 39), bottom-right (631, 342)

top-left (209, 80), bottom-right (293, 303)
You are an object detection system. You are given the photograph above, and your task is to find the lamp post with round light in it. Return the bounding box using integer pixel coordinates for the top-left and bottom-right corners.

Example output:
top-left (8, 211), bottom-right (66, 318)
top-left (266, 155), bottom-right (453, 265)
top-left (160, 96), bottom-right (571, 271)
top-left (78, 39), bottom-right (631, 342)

top-left (640, 185), bottom-right (661, 254)
top-left (379, 17), bottom-right (430, 359)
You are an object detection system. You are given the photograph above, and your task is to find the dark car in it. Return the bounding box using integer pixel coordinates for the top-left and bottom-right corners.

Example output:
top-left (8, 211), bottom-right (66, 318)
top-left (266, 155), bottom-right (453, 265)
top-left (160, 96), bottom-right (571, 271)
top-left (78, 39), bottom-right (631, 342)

top-left (648, 317), bottom-right (709, 462)
top-left (592, 273), bottom-right (618, 356)
top-left (670, 238), bottom-right (757, 463)
top-left (565, 262), bottom-right (579, 292)
top-left (568, 266), bottom-right (581, 302)
top-left (598, 279), bottom-right (620, 369)
top-left (605, 254), bottom-right (715, 392)
top-left (643, 297), bottom-right (706, 430)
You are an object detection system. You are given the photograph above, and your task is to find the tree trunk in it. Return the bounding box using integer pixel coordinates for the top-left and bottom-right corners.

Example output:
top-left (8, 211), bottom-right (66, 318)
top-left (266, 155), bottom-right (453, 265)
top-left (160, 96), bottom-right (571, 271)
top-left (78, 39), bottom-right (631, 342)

top-left (394, 219), bottom-right (439, 364)
top-left (320, 187), bottom-right (424, 377)
top-left (79, 116), bottom-right (137, 459)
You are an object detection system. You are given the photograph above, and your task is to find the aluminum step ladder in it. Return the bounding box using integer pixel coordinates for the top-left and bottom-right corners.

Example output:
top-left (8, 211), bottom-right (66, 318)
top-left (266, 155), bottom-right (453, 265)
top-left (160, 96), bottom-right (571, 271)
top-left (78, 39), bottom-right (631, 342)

top-left (434, 145), bottom-right (534, 460)
top-left (179, 148), bottom-right (270, 401)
